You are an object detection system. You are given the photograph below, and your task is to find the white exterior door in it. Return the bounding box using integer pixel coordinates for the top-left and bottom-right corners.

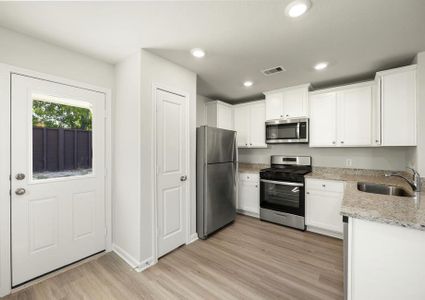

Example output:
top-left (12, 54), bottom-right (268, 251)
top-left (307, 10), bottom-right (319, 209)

top-left (156, 89), bottom-right (187, 257)
top-left (11, 74), bottom-right (106, 286)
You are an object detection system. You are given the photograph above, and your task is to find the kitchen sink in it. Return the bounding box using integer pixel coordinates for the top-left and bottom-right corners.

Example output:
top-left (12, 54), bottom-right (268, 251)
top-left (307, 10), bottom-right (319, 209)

top-left (357, 182), bottom-right (411, 197)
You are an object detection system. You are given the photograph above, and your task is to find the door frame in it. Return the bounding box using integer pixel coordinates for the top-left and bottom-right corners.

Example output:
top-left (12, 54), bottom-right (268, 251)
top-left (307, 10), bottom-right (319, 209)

top-left (152, 84), bottom-right (192, 265)
top-left (0, 63), bottom-right (112, 297)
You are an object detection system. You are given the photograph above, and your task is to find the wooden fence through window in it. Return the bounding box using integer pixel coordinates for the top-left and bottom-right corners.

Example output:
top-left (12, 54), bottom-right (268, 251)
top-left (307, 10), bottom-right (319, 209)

top-left (33, 127), bottom-right (92, 172)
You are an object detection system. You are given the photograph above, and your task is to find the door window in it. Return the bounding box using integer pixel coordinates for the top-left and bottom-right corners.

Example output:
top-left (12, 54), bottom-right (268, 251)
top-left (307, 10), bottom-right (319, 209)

top-left (32, 95), bottom-right (93, 180)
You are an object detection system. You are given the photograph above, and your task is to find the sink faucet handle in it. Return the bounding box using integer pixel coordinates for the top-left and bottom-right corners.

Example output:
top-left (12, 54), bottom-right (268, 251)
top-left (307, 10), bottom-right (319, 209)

top-left (407, 167), bottom-right (420, 178)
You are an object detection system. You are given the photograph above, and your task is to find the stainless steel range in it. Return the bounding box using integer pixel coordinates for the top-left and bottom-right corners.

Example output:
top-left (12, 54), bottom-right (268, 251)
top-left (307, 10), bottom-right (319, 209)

top-left (259, 155), bottom-right (312, 230)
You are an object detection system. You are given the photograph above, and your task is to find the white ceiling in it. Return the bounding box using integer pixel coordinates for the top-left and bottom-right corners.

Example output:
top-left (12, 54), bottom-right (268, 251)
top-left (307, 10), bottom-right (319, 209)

top-left (0, 1), bottom-right (424, 102)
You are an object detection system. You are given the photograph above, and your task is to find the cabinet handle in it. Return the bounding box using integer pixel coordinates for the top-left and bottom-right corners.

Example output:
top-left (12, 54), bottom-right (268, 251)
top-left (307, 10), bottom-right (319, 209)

top-left (332, 141), bottom-right (336, 145)
top-left (322, 184), bottom-right (326, 187)
top-left (255, 185), bottom-right (258, 188)
top-left (286, 114), bottom-right (289, 117)
top-left (375, 139), bottom-right (379, 143)
top-left (250, 143), bottom-right (252, 146)
top-left (280, 115), bottom-right (283, 118)
top-left (306, 192), bottom-right (310, 195)
top-left (340, 141), bottom-right (344, 144)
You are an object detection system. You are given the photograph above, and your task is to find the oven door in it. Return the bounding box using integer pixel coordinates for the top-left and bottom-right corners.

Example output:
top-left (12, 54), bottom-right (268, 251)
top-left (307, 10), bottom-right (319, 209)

top-left (266, 120), bottom-right (308, 143)
top-left (260, 179), bottom-right (305, 216)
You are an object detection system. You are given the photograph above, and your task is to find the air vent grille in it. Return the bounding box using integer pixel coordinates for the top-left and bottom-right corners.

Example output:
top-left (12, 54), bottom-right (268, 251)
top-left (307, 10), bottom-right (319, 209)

top-left (262, 66), bottom-right (286, 76)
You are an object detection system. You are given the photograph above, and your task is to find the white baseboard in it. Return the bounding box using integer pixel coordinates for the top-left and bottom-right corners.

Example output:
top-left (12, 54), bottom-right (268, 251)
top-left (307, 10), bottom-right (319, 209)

top-left (112, 244), bottom-right (140, 268)
top-left (306, 226), bottom-right (343, 239)
top-left (186, 233), bottom-right (198, 245)
top-left (237, 209), bottom-right (259, 219)
top-left (134, 257), bottom-right (155, 272)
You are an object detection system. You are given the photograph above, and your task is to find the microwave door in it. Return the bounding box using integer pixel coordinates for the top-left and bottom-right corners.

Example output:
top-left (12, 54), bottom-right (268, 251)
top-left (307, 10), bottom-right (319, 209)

top-left (266, 123), bottom-right (298, 143)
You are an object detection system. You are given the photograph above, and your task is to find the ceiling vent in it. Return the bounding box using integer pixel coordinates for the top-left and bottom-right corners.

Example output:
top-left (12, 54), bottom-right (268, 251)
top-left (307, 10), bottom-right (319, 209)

top-left (262, 66), bottom-right (286, 76)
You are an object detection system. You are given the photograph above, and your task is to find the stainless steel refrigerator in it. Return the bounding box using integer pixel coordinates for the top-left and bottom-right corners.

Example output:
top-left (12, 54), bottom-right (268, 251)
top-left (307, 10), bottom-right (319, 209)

top-left (196, 126), bottom-right (237, 240)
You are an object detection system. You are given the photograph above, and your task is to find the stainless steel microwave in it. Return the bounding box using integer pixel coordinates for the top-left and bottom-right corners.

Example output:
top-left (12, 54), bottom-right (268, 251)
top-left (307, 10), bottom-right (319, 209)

top-left (265, 118), bottom-right (309, 144)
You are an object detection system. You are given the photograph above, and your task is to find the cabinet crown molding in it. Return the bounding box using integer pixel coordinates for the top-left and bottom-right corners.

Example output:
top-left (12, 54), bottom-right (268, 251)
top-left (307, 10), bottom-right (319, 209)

top-left (375, 64), bottom-right (417, 78)
top-left (263, 83), bottom-right (311, 95)
top-left (309, 80), bottom-right (375, 96)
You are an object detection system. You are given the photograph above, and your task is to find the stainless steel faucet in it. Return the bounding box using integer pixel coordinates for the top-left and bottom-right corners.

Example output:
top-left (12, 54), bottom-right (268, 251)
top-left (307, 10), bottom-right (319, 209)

top-left (385, 167), bottom-right (421, 192)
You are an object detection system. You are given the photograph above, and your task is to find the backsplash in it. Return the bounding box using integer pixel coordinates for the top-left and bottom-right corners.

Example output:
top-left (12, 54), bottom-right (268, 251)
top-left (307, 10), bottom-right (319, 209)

top-left (238, 144), bottom-right (414, 171)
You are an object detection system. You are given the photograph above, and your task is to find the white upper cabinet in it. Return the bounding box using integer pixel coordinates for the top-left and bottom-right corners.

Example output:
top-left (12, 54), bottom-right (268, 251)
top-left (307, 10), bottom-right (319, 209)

top-left (309, 92), bottom-right (337, 147)
top-left (264, 84), bottom-right (310, 121)
top-left (376, 65), bottom-right (417, 146)
top-left (206, 100), bottom-right (234, 130)
top-left (264, 93), bottom-right (283, 120)
top-left (234, 104), bottom-right (250, 147)
top-left (337, 85), bottom-right (373, 146)
top-left (309, 82), bottom-right (375, 147)
top-left (234, 100), bottom-right (267, 148)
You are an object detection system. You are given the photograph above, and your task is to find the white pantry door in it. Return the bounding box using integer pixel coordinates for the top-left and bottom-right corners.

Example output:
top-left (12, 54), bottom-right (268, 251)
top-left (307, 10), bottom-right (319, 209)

top-left (156, 89), bottom-right (187, 257)
top-left (11, 74), bottom-right (106, 286)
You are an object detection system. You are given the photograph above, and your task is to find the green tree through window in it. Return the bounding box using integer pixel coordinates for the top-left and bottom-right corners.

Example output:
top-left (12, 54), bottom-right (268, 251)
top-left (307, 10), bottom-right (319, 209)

top-left (33, 100), bottom-right (92, 130)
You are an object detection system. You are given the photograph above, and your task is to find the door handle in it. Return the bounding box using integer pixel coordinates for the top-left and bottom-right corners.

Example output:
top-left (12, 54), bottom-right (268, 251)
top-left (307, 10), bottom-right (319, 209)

top-left (15, 188), bottom-right (26, 195)
top-left (180, 175), bottom-right (187, 182)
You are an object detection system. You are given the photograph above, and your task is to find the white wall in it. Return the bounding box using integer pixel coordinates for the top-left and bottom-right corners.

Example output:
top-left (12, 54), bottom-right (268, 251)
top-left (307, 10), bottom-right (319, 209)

top-left (196, 94), bottom-right (212, 127)
top-left (139, 49), bottom-right (197, 263)
top-left (239, 145), bottom-right (412, 171)
top-left (112, 53), bottom-right (142, 266)
top-left (0, 27), bottom-right (114, 88)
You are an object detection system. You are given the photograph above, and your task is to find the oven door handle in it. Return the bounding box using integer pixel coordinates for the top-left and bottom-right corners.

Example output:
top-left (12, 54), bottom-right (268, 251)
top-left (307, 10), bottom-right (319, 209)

top-left (260, 179), bottom-right (304, 187)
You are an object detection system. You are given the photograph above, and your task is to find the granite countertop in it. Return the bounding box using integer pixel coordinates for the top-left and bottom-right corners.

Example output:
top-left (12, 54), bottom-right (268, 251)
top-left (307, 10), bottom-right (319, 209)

top-left (306, 167), bottom-right (425, 231)
top-left (238, 163), bottom-right (269, 173)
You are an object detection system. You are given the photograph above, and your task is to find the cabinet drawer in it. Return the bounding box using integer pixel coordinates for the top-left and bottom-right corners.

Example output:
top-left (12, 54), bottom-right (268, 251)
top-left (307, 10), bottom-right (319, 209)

top-left (239, 173), bottom-right (259, 182)
top-left (306, 178), bottom-right (344, 193)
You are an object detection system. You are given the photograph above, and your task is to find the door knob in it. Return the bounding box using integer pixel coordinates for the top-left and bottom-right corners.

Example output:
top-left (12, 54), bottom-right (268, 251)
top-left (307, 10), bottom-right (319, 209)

top-left (15, 173), bottom-right (25, 180)
top-left (180, 175), bottom-right (187, 182)
top-left (15, 188), bottom-right (26, 195)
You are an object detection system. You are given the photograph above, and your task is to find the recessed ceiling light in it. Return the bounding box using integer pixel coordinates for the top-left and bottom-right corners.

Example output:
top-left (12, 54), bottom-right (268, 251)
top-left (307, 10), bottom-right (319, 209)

top-left (285, 0), bottom-right (311, 18)
top-left (190, 48), bottom-right (205, 58)
top-left (243, 81), bottom-right (253, 87)
top-left (314, 62), bottom-right (328, 71)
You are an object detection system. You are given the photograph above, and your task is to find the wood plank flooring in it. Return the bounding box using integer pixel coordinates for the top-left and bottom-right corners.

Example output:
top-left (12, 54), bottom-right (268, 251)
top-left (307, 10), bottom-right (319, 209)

top-left (5, 215), bottom-right (343, 300)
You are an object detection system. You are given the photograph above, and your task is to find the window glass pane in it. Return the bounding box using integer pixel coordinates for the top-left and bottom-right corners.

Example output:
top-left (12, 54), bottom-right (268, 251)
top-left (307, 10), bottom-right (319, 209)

top-left (32, 96), bottom-right (93, 180)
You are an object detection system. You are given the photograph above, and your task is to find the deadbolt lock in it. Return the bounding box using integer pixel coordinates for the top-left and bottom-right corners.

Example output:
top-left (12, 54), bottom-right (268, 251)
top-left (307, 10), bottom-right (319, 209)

top-left (15, 173), bottom-right (25, 180)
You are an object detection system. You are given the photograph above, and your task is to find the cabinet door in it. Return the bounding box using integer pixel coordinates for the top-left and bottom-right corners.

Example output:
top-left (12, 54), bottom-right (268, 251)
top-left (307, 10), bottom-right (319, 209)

top-left (309, 92), bottom-right (337, 147)
top-left (238, 180), bottom-right (260, 215)
top-left (217, 104), bottom-right (234, 130)
top-left (265, 93), bottom-right (283, 120)
top-left (337, 86), bottom-right (373, 146)
top-left (381, 68), bottom-right (416, 146)
top-left (249, 101), bottom-right (267, 148)
top-left (234, 105), bottom-right (250, 147)
top-left (305, 190), bottom-right (343, 234)
top-left (282, 87), bottom-right (308, 118)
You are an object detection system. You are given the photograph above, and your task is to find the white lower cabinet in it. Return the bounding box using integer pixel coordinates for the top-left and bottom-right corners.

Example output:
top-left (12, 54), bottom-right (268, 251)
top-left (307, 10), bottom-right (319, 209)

top-left (349, 218), bottom-right (425, 300)
top-left (305, 178), bottom-right (344, 238)
top-left (238, 173), bottom-right (260, 217)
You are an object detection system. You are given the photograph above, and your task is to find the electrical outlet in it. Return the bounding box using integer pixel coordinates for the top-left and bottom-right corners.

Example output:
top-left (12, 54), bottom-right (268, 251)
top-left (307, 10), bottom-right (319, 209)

top-left (345, 159), bottom-right (352, 167)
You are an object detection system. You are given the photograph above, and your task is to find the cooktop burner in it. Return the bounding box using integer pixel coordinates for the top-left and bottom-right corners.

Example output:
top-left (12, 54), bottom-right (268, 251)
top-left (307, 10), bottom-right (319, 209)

top-left (260, 155), bottom-right (312, 182)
